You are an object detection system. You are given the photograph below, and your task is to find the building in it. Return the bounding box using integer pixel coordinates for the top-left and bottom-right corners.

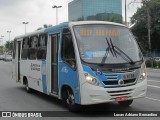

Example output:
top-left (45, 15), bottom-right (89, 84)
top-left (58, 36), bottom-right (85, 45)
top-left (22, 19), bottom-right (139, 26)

top-left (68, 0), bottom-right (122, 22)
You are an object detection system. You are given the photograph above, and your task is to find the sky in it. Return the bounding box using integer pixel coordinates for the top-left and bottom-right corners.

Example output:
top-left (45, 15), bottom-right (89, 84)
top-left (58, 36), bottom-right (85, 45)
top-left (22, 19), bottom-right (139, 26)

top-left (0, 0), bottom-right (142, 45)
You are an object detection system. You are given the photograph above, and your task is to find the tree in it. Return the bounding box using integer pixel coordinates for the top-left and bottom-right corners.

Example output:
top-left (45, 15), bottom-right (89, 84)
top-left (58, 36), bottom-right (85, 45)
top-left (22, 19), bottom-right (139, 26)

top-left (77, 16), bottom-right (84, 21)
top-left (36, 24), bottom-right (52, 30)
top-left (130, 0), bottom-right (160, 52)
top-left (0, 46), bottom-right (3, 52)
top-left (5, 41), bottom-right (13, 50)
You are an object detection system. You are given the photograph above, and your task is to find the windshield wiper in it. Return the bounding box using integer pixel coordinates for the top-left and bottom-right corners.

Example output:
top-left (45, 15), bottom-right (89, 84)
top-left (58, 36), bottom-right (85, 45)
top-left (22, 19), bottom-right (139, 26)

top-left (109, 38), bottom-right (135, 65)
top-left (114, 46), bottom-right (135, 65)
top-left (100, 37), bottom-right (135, 65)
top-left (100, 38), bottom-right (117, 65)
top-left (100, 47), bottom-right (109, 65)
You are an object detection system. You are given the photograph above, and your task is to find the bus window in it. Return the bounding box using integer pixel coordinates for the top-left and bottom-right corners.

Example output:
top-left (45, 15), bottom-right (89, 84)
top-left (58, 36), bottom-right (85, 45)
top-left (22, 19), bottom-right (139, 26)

top-left (37, 34), bottom-right (47, 60)
top-left (28, 36), bottom-right (38, 60)
top-left (61, 28), bottom-right (76, 69)
top-left (21, 37), bottom-right (29, 59)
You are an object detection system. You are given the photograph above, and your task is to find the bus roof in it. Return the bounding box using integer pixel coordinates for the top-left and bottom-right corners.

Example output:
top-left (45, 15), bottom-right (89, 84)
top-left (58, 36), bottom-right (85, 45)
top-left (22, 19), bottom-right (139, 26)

top-left (14, 22), bottom-right (69, 40)
top-left (14, 21), bottom-right (126, 40)
top-left (69, 21), bottom-right (126, 27)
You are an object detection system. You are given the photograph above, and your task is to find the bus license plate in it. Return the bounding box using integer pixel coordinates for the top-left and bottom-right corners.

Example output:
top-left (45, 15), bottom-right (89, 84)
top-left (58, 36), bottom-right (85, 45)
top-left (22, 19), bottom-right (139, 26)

top-left (115, 96), bottom-right (128, 102)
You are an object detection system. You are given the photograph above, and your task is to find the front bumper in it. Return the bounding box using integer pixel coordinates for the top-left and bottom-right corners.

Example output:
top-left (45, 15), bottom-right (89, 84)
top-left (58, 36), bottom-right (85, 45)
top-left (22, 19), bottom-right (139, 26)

top-left (80, 78), bottom-right (147, 105)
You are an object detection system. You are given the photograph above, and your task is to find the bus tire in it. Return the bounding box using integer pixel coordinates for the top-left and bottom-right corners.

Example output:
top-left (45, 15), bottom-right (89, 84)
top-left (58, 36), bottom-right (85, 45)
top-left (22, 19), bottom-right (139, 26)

top-left (24, 78), bottom-right (32, 93)
top-left (62, 87), bottom-right (79, 112)
top-left (118, 99), bottom-right (133, 107)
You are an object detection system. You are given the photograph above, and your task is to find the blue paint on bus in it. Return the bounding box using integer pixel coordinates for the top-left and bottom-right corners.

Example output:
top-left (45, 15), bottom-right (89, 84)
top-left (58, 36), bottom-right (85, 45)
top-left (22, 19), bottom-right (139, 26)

top-left (58, 62), bottom-right (81, 104)
top-left (42, 60), bottom-right (47, 94)
top-left (82, 64), bottom-right (123, 87)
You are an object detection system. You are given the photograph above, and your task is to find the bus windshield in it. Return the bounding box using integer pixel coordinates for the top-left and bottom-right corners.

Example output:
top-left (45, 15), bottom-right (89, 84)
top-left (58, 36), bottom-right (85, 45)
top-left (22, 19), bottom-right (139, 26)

top-left (73, 24), bottom-right (142, 64)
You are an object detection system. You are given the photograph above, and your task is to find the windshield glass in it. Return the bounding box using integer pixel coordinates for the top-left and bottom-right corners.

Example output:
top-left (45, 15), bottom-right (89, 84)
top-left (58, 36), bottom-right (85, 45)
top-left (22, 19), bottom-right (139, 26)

top-left (74, 24), bottom-right (142, 64)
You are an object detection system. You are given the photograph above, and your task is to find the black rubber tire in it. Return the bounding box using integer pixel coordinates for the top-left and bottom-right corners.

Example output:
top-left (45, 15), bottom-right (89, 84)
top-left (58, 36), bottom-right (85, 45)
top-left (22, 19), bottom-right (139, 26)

top-left (62, 88), bottom-right (79, 112)
top-left (118, 99), bottom-right (133, 107)
top-left (25, 80), bottom-right (32, 93)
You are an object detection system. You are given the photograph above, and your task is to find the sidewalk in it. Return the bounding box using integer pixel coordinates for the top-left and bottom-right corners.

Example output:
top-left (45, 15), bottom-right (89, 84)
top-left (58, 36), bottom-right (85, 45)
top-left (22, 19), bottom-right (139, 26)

top-left (146, 68), bottom-right (160, 71)
top-left (146, 68), bottom-right (160, 75)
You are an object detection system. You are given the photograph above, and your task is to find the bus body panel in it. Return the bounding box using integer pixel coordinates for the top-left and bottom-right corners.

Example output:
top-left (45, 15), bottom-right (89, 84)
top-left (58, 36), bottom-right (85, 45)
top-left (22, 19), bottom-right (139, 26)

top-left (76, 62), bottom-right (147, 105)
top-left (58, 62), bottom-right (81, 104)
top-left (20, 60), bottom-right (47, 93)
top-left (57, 26), bottom-right (81, 104)
top-left (80, 78), bottom-right (147, 105)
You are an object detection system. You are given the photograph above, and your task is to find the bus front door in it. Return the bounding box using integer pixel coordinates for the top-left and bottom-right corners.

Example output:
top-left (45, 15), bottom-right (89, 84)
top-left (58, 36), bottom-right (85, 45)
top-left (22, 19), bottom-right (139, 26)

top-left (51, 34), bottom-right (59, 94)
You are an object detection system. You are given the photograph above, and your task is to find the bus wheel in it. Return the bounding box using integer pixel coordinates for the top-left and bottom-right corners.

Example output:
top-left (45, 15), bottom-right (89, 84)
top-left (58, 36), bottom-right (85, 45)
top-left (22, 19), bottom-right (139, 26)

top-left (62, 88), bottom-right (79, 112)
top-left (25, 80), bottom-right (32, 93)
top-left (118, 99), bottom-right (133, 107)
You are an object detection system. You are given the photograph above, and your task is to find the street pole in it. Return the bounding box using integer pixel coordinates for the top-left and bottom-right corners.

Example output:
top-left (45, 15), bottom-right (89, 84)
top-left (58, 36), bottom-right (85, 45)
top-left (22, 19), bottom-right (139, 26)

top-left (0, 38), bottom-right (2, 46)
top-left (1, 36), bottom-right (4, 46)
top-left (125, 0), bottom-right (127, 25)
top-left (143, 0), bottom-right (153, 67)
top-left (56, 7), bottom-right (58, 25)
top-left (7, 31), bottom-right (11, 51)
top-left (147, 7), bottom-right (151, 52)
top-left (52, 5), bottom-right (62, 25)
top-left (22, 22), bottom-right (29, 34)
top-left (0, 36), bottom-right (4, 53)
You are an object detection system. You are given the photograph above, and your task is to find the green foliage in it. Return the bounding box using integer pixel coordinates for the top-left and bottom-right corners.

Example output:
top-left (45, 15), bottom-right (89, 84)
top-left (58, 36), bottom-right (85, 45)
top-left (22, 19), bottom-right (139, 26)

top-left (157, 61), bottom-right (160, 68)
top-left (145, 59), bottom-right (159, 68)
top-left (43, 24), bottom-right (52, 28)
top-left (0, 46), bottom-right (3, 53)
top-left (145, 59), bottom-right (152, 67)
top-left (130, 0), bottom-right (160, 51)
top-left (5, 41), bottom-right (13, 50)
top-left (77, 16), bottom-right (84, 21)
top-left (36, 24), bottom-right (53, 30)
top-left (153, 60), bottom-right (157, 68)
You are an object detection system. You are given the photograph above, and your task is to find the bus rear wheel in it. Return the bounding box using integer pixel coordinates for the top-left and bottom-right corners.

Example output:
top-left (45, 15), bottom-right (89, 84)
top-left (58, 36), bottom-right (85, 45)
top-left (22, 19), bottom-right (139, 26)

top-left (62, 87), bottom-right (79, 112)
top-left (25, 79), bottom-right (32, 93)
top-left (118, 99), bottom-right (133, 107)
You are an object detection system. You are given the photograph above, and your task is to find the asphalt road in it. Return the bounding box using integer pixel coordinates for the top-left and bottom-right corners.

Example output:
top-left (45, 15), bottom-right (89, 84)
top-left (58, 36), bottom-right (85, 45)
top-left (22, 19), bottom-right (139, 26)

top-left (0, 61), bottom-right (160, 120)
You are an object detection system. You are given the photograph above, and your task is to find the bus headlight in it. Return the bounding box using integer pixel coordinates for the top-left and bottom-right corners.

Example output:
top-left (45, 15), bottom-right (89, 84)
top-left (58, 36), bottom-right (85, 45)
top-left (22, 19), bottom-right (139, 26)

top-left (140, 70), bottom-right (147, 80)
top-left (84, 73), bottom-right (101, 86)
top-left (138, 63), bottom-right (147, 82)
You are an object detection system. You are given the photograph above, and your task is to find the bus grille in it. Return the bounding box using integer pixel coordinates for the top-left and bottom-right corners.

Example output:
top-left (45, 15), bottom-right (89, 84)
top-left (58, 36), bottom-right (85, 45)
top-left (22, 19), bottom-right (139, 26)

top-left (107, 89), bottom-right (134, 98)
top-left (102, 74), bottom-right (137, 88)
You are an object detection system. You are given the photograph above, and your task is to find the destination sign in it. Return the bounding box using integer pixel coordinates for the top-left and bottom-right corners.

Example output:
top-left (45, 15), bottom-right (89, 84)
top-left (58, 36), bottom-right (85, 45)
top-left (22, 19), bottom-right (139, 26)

top-left (79, 29), bottom-right (120, 36)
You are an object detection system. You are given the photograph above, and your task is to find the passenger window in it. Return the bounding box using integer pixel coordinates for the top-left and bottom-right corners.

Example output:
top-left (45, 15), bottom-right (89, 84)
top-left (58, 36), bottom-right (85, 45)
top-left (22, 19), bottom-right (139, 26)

top-left (37, 34), bottom-right (47, 60)
top-left (28, 36), bottom-right (38, 60)
top-left (21, 37), bottom-right (29, 59)
top-left (61, 28), bottom-right (76, 69)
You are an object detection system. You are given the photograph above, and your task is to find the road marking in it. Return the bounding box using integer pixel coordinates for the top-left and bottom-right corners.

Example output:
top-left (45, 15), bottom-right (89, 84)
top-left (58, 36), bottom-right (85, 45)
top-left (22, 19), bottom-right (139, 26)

top-left (145, 97), bottom-right (160, 102)
top-left (148, 80), bottom-right (160, 83)
top-left (148, 85), bottom-right (160, 89)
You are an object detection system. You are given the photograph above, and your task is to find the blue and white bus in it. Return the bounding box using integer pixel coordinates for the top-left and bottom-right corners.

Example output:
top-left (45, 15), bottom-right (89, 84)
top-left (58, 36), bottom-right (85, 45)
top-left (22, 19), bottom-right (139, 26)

top-left (12, 21), bottom-right (147, 111)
